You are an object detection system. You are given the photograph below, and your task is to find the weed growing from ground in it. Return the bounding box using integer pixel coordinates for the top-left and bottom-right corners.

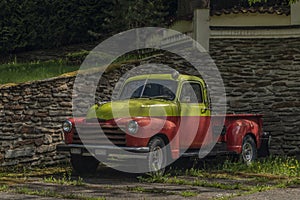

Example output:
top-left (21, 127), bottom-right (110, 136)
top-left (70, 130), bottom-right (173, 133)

top-left (180, 191), bottom-right (198, 197)
top-left (43, 172), bottom-right (84, 186)
top-left (15, 187), bottom-right (105, 200)
top-left (221, 156), bottom-right (299, 177)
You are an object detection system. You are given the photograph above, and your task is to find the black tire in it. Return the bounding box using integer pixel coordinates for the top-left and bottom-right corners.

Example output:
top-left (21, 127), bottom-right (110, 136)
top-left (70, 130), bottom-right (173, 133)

top-left (71, 154), bottom-right (99, 174)
top-left (147, 137), bottom-right (167, 175)
top-left (240, 135), bottom-right (257, 164)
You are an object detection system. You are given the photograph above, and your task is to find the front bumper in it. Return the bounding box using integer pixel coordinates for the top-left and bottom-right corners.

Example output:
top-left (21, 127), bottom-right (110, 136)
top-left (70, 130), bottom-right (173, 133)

top-left (57, 143), bottom-right (150, 158)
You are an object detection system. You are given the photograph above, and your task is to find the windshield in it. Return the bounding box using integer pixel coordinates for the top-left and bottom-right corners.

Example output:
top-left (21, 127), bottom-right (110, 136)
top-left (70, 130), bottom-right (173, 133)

top-left (118, 79), bottom-right (178, 101)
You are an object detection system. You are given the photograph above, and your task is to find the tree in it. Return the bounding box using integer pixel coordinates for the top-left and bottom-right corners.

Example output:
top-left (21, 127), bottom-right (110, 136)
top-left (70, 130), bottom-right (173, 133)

top-left (125, 0), bottom-right (170, 28)
top-left (103, 0), bottom-right (174, 33)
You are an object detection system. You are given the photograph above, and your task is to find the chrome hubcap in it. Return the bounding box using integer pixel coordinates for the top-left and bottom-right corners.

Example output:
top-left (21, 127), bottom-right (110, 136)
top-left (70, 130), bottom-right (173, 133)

top-left (150, 146), bottom-right (163, 171)
top-left (243, 143), bottom-right (253, 162)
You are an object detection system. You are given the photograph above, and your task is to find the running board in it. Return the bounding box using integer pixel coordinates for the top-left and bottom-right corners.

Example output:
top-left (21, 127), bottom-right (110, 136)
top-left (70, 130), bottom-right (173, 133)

top-left (181, 143), bottom-right (236, 158)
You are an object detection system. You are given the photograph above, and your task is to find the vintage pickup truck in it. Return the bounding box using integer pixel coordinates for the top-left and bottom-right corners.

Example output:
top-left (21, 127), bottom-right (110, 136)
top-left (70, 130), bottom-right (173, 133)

top-left (57, 73), bottom-right (270, 174)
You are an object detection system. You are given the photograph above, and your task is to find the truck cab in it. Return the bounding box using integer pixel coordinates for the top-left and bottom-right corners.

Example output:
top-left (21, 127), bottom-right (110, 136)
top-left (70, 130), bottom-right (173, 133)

top-left (58, 73), bottom-right (269, 174)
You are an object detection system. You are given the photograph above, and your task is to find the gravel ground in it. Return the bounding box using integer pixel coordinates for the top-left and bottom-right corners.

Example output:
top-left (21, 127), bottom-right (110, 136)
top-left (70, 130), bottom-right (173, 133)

top-left (0, 163), bottom-right (298, 200)
top-left (0, 192), bottom-right (69, 200)
top-left (232, 187), bottom-right (300, 200)
top-left (1, 187), bottom-right (299, 200)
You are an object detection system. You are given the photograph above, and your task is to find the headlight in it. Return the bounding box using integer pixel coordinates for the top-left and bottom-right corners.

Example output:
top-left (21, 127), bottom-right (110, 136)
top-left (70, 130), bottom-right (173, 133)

top-left (127, 120), bottom-right (138, 134)
top-left (62, 120), bottom-right (73, 133)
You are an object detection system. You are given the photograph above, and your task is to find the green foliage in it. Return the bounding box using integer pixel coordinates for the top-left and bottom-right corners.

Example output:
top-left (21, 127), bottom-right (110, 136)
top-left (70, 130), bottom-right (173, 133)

top-left (0, 0), bottom-right (175, 55)
top-left (180, 191), bottom-right (198, 197)
top-left (125, 0), bottom-right (170, 28)
top-left (0, 184), bottom-right (8, 192)
top-left (140, 174), bottom-right (244, 190)
top-left (15, 187), bottom-right (105, 200)
top-left (65, 50), bottom-right (90, 66)
top-left (1, 0), bottom-right (298, 55)
top-left (0, 0), bottom-right (112, 54)
top-left (102, 0), bottom-right (175, 34)
top-left (43, 171), bottom-right (84, 186)
top-left (0, 48), bottom-right (164, 84)
top-left (177, 156), bottom-right (300, 178)
top-left (221, 156), bottom-right (300, 177)
top-left (139, 156), bottom-right (300, 200)
top-left (0, 60), bottom-right (79, 84)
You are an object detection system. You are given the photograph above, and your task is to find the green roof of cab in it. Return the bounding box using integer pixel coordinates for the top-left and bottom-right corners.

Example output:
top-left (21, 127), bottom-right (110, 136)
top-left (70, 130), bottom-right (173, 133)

top-left (86, 73), bottom-right (208, 120)
top-left (124, 73), bottom-right (205, 85)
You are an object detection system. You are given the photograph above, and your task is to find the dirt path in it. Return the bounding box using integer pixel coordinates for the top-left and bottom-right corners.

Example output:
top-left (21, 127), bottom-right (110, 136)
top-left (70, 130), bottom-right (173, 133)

top-left (0, 186), bottom-right (300, 200)
top-left (232, 187), bottom-right (300, 200)
top-left (0, 165), bottom-right (298, 200)
top-left (2, 167), bottom-right (236, 200)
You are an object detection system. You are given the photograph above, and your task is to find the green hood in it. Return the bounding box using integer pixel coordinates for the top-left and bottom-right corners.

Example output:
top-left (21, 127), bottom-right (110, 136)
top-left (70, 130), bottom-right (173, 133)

top-left (86, 99), bottom-right (178, 120)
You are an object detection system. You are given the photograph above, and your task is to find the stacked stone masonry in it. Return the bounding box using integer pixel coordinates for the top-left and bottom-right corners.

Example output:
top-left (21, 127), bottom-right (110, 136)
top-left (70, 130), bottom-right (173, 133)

top-left (210, 38), bottom-right (300, 156)
top-left (0, 37), bottom-right (299, 166)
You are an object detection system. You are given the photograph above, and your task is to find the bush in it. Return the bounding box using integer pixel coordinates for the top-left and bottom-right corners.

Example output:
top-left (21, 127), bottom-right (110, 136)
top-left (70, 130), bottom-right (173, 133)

top-left (0, 0), bottom-right (113, 54)
top-left (0, 0), bottom-right (176, 55)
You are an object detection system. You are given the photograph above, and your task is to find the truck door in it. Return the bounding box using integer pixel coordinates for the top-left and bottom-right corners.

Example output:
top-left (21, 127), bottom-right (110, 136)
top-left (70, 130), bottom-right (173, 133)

top-left (178, 81), bottom-right (211, 149)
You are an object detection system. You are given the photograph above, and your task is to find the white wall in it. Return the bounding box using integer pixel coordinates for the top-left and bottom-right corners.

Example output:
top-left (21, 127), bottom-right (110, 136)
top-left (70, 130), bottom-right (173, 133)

top-left (211, 13), bottom-right (290, 27)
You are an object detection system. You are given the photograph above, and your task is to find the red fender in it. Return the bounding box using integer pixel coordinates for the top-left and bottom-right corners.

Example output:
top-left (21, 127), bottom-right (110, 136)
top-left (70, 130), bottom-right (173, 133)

top-left (125, 117), bottom-right (179, 159)
top-left (64, 117), bottom-right (85, 144)
top-left (225, 119), bottom-right (261, 154)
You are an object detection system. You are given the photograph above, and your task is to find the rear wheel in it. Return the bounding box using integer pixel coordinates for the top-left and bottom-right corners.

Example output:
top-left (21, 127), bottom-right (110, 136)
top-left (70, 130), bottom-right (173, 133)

top-left (241, 135), bottom-right (257, 164)
top-left (147, 137), bottom-right (167, 175)
top-left (71, 154), bottom-right (99, 174)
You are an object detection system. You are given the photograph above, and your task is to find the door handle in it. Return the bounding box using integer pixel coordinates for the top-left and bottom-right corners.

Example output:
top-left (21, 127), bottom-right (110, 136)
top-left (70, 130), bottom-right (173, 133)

top-left (201, 108), bottom-right (208, 114)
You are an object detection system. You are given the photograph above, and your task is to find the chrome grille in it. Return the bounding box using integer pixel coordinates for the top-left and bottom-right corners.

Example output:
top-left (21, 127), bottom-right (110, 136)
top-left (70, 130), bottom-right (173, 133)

top-left (72, 124), bottom-right (126, 146)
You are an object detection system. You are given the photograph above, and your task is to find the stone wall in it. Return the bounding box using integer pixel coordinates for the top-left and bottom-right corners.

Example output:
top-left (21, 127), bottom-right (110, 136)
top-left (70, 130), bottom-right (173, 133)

top-left (0, 64), bottom-right (131, 166)
top-left (0, 77), bottom-right (74, 166)
top-left (210, 37), bottom-right (300, 155)
top-left (0, 62), bottom-right (142, 166)
top-left (0, 37), bottom-right (299, 166)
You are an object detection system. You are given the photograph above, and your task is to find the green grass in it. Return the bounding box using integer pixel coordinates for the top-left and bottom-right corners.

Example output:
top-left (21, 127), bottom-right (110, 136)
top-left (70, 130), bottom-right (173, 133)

top-left (0, 185), bottom-right (106, 200)
top-left (176, 156), bottom-right (300, 178)
top-left (0, 157), bottom-right (299, 200)
top-left (180, 191), bottom-right (198, 197)
top-left (0, 165), bottom-right (72, 185)
top-left (139, 175), bottom-right (244, 190)
top-left (127, 186), bottom-right (146, 193)
top-left (15, 187), bottom-right (105, 200)
top-left (220, 156), bottom-right (300, 177)
top-left (126, 186), bottom-right (174, 195)
top-left (0, 48), bottom-right (164, 85)
top-left (0, 47), bottom-right (167, 85)
top-left (139, 156), bottom-right (300, 200)
top-left (43, 173), bottom-right (84, 186)
top-left (0, 60), bottom-right (79, 84)
top-left (0, 184), bottom-right (8, 191)
top-left (0, 166), bottom-right (104, 200)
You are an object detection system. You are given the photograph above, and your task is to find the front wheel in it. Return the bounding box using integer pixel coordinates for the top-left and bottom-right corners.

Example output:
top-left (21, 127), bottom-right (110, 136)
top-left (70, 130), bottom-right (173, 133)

top-left (71, 154), bottom-right (99, 174)
top-left (147, 137), bottom-right (167, 175)
top-left (241, 135), bottom-right (257, 164)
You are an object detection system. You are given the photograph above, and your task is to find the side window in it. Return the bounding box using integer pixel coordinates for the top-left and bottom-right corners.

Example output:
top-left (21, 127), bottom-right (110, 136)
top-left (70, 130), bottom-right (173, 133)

top-left (180, 82), bottom-right (203, 103)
